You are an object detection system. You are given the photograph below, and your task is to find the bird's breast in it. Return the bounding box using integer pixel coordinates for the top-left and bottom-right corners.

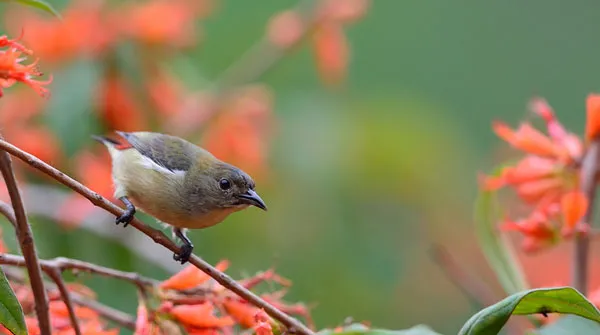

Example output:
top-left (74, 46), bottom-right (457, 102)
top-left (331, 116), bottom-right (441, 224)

top-left (187, 206), bottom-right (248, 229)
top-left (133, 201), bottom-right (249, 230)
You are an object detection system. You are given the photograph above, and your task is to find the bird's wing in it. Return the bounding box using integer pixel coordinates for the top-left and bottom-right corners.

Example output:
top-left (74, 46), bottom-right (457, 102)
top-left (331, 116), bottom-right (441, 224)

top-left (116, 131), bottom-right (204, 173)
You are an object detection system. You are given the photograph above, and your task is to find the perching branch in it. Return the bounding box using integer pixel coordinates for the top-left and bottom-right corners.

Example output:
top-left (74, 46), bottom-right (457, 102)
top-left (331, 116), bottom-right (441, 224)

top-left (0, 138), bottom-right (314, 335)
top-left (0, 137), bottom-right (51, 335)
top-left (571, 138), bottom-right (600, 294)
top-left (0, 254), bottom-right (157, 291)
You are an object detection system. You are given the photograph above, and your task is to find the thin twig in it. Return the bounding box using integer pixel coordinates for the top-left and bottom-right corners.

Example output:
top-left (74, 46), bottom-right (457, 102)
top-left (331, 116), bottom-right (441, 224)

top-left (0, 138), bottom-right (51, 334)
top-left (429, 244), bottom-right (497, 307)
top-left (213, 0), bottom-right (318, 92)
top-left (572, 139), bottom-right (600, 294)
top-left (0, 200), bottom-right (16, 228)
top-left (49, 257), bottom-right (157, 291)
top-left (69, 294), bottom-right (136, 329)
top-left (45, 268), bottom-right (81, 335)
top-left (430, 245), bottom-right (541, 333)
top-left (0, 254), bottom-right (157, 290)
top-left (0, 139), bottom-right (314, 335)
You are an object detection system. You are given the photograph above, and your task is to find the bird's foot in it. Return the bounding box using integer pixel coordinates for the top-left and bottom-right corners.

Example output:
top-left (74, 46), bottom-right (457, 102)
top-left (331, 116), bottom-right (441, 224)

top-left (116, 196), bottom-right (136, 227)
top-left (173, 243), bottom-right (194, 264)
top-left (173, 227), bottom-right (194, 264)
top-left (115, 211), bottom-right (135, 227)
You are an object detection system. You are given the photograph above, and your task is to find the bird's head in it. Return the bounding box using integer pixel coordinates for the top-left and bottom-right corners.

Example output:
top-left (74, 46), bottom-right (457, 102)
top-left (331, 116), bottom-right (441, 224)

top-left (194, 161), bottom-right (267, 212)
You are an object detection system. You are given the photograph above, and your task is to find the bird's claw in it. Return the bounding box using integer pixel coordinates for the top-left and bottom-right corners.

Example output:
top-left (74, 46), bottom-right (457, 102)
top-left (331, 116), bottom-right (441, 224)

top-left (115, 212), bottom-right (134, 227)
top-left (173, 244), bottom-right (194, 264)
top-left (116, 196), bottom-right (136, 227)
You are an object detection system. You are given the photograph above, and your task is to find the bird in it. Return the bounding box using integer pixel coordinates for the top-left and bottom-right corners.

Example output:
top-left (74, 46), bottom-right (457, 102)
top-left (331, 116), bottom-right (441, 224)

top-left (92, 130), bottom-right (267, 264)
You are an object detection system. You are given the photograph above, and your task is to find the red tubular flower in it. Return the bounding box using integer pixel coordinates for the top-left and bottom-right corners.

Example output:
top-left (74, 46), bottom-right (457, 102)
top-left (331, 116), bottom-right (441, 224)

top-left (97, 75), bottom-right (147, 132)
top-left (134, 303), bottom-right (150, 335)
top-left (267, 10), bottom-right (305, 49)
top-left (586, 94), bottom-right (600, 141)
top-left (160, 260), bottom-right (230, 290)
top-left (253, 310), bottom-right (274, 335)
top-left (6, 0), bottom-right (113, 62)
top-left (0, 33), bottom-right (31, 54)
top-left (492, 121), bottom-right (569, 161)
top-left (168, 302), bottom-right (235, 329)
top-left (318, 0), bottom-right (370, 23)
top-left (222, 299), bottom-right (260, 329)
top-left (501, 211), bottom-right (558, 253)
top-left (0, 43), bottom-right (52, 97)
top-left (560, 190), bottom-right (588, 235)
top-left (483, 97), bottom-right (590, 252)
top-left (113, 0), bottom-right (211, 48)
top-left (312, 21), bottom-right (348, 86)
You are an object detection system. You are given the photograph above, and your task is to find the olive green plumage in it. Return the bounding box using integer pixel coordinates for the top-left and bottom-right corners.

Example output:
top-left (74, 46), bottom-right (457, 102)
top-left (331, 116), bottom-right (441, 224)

top-left (93, 131), bottom-right (267, 263)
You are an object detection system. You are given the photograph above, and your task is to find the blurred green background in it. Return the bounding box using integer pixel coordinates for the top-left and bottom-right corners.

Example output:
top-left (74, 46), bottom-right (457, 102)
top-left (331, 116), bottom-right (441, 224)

top-left (1, 0), bottom-right (600, 334)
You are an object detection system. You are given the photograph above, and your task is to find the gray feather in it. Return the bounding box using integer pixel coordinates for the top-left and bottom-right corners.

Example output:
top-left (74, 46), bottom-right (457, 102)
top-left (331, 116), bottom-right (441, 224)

top-left (117, 131), bottom-right (200, 173)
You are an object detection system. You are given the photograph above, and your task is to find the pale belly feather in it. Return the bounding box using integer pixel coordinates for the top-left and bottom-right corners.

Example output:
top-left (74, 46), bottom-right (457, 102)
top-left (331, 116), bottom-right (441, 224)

top-left (111, 150), bottom-right (248, 229)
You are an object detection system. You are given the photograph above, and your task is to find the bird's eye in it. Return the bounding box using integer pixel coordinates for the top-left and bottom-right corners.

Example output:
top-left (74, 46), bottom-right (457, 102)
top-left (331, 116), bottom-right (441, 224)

top-left (219, 178), bottom-right (231, 190)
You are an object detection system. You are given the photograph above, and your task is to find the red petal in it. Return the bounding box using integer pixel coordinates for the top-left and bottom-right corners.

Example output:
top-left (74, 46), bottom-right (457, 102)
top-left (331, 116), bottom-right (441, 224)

top-left (170, 302), bottom-right (235, 328)
top-left (587, 94), bottom-right (600, 140)
top-left (267, 10), bottom-right (304, 49)
top-left (312, 22), bottom-right (348, 86)
top-left (223, 299), bottom-right (260, 328)
top-left (516, 178), bottom-right (563, 204)
top-left (134, 302), bottom-right (150, 335)
top-left (561, 191), bottom-right (588, 229)
top-left (160, 259), bottom-right (229, 290)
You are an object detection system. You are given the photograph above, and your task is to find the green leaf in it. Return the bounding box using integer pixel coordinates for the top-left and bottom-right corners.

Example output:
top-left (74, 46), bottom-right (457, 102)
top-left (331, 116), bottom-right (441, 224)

top-left (474, 169), bottom-right (528, 295)
top-left (458, 287), bottom-right (600, 335)
top-left (0, 267), bottom-right (27, 335)
top-left (316, 323), bottom-right (443, 335)
top-left (7, 0), bottom-right (61, 18)
top-left (533, 315), bottom-right (600, 335)
top-left (43, 57), bottom-right (103, 157)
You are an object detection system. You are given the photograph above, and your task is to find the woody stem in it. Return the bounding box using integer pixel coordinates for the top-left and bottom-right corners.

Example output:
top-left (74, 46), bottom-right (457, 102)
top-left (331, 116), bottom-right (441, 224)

top-left (572, 139), bottom-right (600, 294)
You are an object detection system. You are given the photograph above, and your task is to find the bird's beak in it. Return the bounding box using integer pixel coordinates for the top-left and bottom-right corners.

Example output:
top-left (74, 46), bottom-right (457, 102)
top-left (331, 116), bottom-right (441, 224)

top-left (238, 189), bottom-right (267, 211)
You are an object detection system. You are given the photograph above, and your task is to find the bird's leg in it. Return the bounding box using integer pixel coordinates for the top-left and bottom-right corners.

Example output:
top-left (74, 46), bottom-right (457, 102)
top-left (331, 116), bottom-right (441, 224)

top-left (115, 196), bottom-right (136, 227)
top-left (172, 227), bottom-right (194, 264)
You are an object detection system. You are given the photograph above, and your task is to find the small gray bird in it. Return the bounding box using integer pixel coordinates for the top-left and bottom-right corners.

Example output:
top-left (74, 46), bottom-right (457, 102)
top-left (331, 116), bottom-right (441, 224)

top-left (93, 131), bottom-right (267, 264)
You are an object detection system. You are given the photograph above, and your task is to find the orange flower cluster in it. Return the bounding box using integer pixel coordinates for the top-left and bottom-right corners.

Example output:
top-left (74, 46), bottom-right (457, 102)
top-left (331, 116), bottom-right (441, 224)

top-left (0, 34), bottom-right (51, 98)
top-left (1, 281), bottom-right (118, 335)
top-left (132, 260), bottom-right (313, 335)
top-left (481, 96), bottom-right (600, 252)
top-left (5, 0), bottom-right (212, 62)
top-left (0, 224), bottom-right (311, 335)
